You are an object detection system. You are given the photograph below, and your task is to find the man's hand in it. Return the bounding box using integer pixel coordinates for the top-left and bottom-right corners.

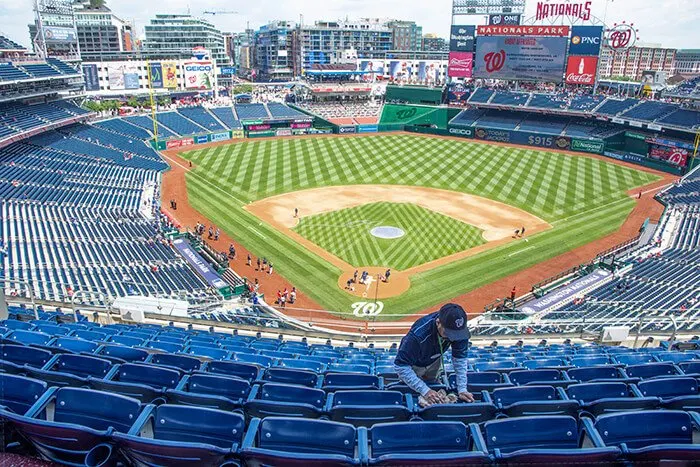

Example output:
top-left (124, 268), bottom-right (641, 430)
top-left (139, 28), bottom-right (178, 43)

top-left (458, 391), bottom-right (475, 403)
top-left (423, 389), bottom-right (448, 405)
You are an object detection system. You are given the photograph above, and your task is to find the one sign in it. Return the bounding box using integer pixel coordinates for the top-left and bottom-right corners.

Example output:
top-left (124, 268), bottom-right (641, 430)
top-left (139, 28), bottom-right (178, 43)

top-left (165, 138), bottom-right (194, 149)
top-left (210, 131), bottom-right (231, 142)
top-left (644, 136), bottom-right (695, 151)
top-left (649, 145), bottom-right (689, 167)
top-left (474, 36), bottom-right (568, 82)
top-left (520, 269), bottom-right (611, 315)
top-left (605, 24), bottom-right (638, 52)
top-left (82, 64), bottom-right (99, 91)
top-left (172, 238), bottom-right (228, 289)
top-left (447, 52), bottom-right (473, 78)
top-left (571, 138), bottom-right (604, 154)
top-left (123, 63), bottom-right (139, 90)
top-left (149, 63), bottom-right (163, 88)
top-left (162, 62), bottom-right (178, 88)
top-left (449, 25), bottom-right (476, 52)
top-left (477, 25), bottom-right (570, 37)
top-left (184, 61), bottom-right (214, 90)
top-left (339, 126), bottom-right (356, 134)
top-left (43, 26), bottom-right (77, 42)
top-left (569, 26), bottom-right (603, 56)
top-left (276, 129), bottom-right (292, 137)
top-left (195, 135), bottom-right (209, 144)
top-left (565, 56), bottom-right (598, 85)
top-left (220, 67), bottom-right (236, 75)
top-left (488, 14), bottom-right (521, 25)
top-left (290, 122), bottom-right (311, 129)
top-left (535, 1), bottom-right (593, 22)
top-left (248, 124), bottom-right (270, 131)
top-left (448, 126), bottom-right (474, 137)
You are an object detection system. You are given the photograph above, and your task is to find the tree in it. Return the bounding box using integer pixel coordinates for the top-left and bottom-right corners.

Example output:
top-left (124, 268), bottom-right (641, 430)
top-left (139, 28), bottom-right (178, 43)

top-left (89, 0), bottom-right (107, 9)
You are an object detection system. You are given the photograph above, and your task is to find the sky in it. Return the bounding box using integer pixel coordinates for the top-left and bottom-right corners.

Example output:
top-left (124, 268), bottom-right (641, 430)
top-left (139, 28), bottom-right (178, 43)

top-left (1, 0), bottom-right (698, 50)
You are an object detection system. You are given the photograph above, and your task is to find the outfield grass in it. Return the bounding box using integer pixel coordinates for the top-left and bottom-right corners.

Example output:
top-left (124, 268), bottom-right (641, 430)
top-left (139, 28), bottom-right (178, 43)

top-left (180, 134), bottom-right (659, 318)
top-left (294, 202), bottom-right (485, 270)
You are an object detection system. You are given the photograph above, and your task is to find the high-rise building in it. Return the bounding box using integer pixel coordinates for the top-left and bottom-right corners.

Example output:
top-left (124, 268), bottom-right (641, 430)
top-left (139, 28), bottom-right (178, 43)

top-left (72, 0), bottom-right (132, 59)
top-left (673, 49), bottom-right (700, 76)
top-left (422, 34), bottom-right (448, 52)
top-left (387, 20), bottom-right (423, 51)
top-left (297, 19), bottom-right (393, 73)
top-left (599, 44), bottom-right (676, 81)
top-left (144, 14), bottom-right (229, 66)
top-left (28, 0), bottom-right (80, 59)
top-left (255, 21), bottom-right (297, 81)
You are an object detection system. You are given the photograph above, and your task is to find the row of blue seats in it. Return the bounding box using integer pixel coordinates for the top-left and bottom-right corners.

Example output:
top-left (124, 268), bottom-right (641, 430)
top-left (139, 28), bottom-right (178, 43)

top-left (0, 378), bottom-right (698, 466)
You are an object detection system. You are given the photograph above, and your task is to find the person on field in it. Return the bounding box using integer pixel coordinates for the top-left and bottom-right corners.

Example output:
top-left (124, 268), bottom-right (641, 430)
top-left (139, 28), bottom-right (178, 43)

top-left (268, 262), bottom-right (274, 276)
top-left (256, 257), bottom-right (261, 271)
top-left (394, 303), bottom-right (473, 405)
top-left (294, 208), bottom-right (299, 218)
top-left (247, 254), bottom-right (252, 266)
top-left (383, 269), bottom-right (391, 283)
top-left (520, 226), bottom-right (525, 237)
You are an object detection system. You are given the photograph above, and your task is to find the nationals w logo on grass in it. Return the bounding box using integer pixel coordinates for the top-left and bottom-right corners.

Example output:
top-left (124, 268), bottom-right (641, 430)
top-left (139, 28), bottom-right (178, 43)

top-left (351, 301), bottom-right (384, 317)
top-left (484, 50), bottom-right (506, 73)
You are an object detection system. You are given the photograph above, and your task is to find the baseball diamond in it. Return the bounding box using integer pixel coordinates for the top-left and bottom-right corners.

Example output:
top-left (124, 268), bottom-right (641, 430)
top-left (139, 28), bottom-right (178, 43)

top-left (180, 134), bottom-right (659, 319)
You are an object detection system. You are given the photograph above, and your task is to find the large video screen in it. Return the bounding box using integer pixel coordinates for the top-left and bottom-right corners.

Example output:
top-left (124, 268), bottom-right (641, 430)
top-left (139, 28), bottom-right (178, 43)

top-left (474, 36), bottom-right (568, 82)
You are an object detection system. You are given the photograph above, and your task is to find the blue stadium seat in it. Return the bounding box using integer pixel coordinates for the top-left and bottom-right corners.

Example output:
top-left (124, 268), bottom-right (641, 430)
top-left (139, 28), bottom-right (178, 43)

top-left (27, 354), bottom-right (112, 386)
top-left (624, 362), bottom-right (680, 379)
top-left (326, 390), bottom-right (413, 427)
top-left (113, 404), bottom-right (245, 466)
top-left (1, 319), bottom-right (34, 331)
top-left (52, 336), bottom-right (100, 354)
top-left (481, 415), bottom-right (621, 464)
top-left (586, 410), bottom-right (700, 463)
top-left (93, 344), bottom-right (149, 364)
top-left (108, 335), bottom-right (145, 348)
top-left (278, 357), bottom-right (326, 373)
top-left (507, 369), bottom-right (571, 387)
top-left (522, 358), bottom-right (569, 370)
top-left (416, 398), bottom-right (498, 425)
top-left (0, 373), bottom-right (48, 415)
top-left (235, 352), bottom-right (274, 368)
top-left (206, 360), bottom-right (262, 382)
top-left (0, 344), bottom-right (53, 371)
top-left (655, 352), bottom-right (697, 364)
top-left (2, 329), bottom-right (53, 347)
top-left (490, 385), bottom-right (579, 417)
top-left (680, 361), bottom-right (700, 377)
top-left (262, 367), bottom-right (319, 387)
top-left (323, 372), bottom-right (381, 391)
top-left (0, 387), bottom-right (142, 466)
top-left (244, 383), bottom-right (326, 420)
top-left (636, 377), bottom-right (700, 411)
top-left (367, 421), bottom-right (490, 466)
top-left (166, 373), bottom-right (251, 411)
top-left (569, 355), bottom-right (611, 367)
top-left (146, 352), bottom-right (202, 373)
top-left (89, 362), bottom-right (181, 403)
top-left (614, 353), bottom-right (656, 366)
top-left (241, 417), bottom-right (361, 466)
top-left (567, 365), bottom-right (629, 382)
top-left (566, 382), bottom-right (658, 417)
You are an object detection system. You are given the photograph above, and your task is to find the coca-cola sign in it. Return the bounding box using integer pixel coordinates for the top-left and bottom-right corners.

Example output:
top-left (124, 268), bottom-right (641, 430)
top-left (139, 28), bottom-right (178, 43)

top-left (565, 55), bottom-right (598, 85)
top-left (535, 0), bottom-right (592, 22)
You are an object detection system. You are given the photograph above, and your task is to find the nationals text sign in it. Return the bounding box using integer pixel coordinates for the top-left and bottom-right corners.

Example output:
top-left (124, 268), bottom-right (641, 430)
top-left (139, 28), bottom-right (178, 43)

top-left (477, 25), bottom-right (569, 37)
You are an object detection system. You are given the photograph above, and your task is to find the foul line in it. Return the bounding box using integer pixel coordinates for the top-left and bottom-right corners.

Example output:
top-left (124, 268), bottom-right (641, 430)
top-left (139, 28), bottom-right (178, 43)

top-left (508, 245), bottom-right (535, 257)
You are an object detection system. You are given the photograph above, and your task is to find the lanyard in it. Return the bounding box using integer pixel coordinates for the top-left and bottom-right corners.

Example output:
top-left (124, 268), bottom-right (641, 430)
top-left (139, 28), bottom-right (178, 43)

top-left (437, 335), bottom-right (450, 388)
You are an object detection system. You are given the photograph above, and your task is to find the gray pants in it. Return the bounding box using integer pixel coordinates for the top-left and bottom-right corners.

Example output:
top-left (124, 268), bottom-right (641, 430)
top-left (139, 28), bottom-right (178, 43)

top-left (412, 358), bottom-right (442, 382)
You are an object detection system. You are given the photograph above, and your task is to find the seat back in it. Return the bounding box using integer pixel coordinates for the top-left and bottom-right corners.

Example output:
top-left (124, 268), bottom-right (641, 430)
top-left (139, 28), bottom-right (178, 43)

top-left (185, 373), bottom-right (250, 399)
top-left (508, 369), bottom-right (562, 385)
top-left (6, 330), bottom-right (52, 346)
top-left (117, 363), bottom-right (181, 389)
top-left (625, 363), bottom-right (677, 379)
top-left (492, 385), bottom-right (557, 406)
top-left (656, 352), bottom-right (696, 364)
top-left (149, 353), bottom-right (201, 372)
top-left (0, 374), bottom-right (48, 414)
top-left (332, 390), bottom-right (403, 407)
top-left (570, 355), bottom-right (610, 367)
top-left (207, 360), bottom-right (260, 381)
top-left (484, 416), bottom-right (580, 453)
top-left (323, 372), bottom-right (379, 389)
top-left (567, 365), bottom-right (620, 382)
top-left (109, 335), bottom-right (145, 347)
top-left (370, 421), bottom-right (468, 456)
top-left (680, 361), bottom-right (700, 375)
top-left (594, 410), bottom-right (693, 449)
top-left (53, 388), bottom-right (141, 433)
top-left (523, 358), bottom-right (566, 370)
top-left (258, 383), bottom-right (326, 408)
top-left (53, 337), bottom-right (100, 353)
top-left (263, 367), bottom-right (318, 387)
top-left (256, 417), bottom-right (356, 456)
top-left (151, 405), bottom-right (245, 447)
top-left (566, 382), bottom-right (630, 402)
top-left (97, 345), bottom-right (149, 363)
top-left (0, 344), bottom-right (52, 367)
top-left (637, 377), bottom-right (698, 399)
top-left (52, 354), bottom-right (112, 378)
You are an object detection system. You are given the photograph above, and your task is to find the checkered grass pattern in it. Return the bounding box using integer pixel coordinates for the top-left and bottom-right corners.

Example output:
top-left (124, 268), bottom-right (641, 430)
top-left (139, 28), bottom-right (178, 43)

top-left (181, 135), bottom-right (659, 318)
top-left (294, 202), bottom-right (485, 270)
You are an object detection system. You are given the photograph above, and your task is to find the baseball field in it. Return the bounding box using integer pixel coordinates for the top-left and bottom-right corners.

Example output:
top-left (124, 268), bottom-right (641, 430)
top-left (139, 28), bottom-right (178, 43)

top-left (178, 134), bottom-right (659, 319)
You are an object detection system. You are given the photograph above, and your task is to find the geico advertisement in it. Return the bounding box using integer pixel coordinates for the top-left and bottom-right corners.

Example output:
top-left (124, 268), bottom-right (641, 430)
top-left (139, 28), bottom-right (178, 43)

top-left (184, 61), bottom-right (214, 89)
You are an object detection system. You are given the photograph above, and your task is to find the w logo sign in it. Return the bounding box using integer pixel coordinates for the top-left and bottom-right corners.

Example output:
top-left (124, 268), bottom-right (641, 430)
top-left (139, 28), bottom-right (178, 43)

top-left (484, 50), bottom-right (506, 73)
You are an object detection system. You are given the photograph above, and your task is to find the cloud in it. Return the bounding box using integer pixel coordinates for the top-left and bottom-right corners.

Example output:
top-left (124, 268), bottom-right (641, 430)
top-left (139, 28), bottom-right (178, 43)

top-left (1, 0), bottom-right (696, 51)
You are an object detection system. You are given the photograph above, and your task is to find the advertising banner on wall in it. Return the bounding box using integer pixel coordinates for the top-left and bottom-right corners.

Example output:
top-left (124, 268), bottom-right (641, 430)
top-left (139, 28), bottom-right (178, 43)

top-left (339, 126), bottom-right (357, 134)
top-left (123, 63), bottom-right (139, 90)
top-left (82, 64), bottom-right (99, 91)
top-left (477, 25), bottom-right (569, 36)
top-left (165, 138), bottom-right (195, 149)
top-left (448, 126), bottom-right (474, 138)
top-left (565, 56), bottom-right (598, 85)
top-left (231, 129), bottom-right (245, 139)
top-left (449, 25), bottom-right (475, 52)
top-left (210, 131), bottom-right (231, 142)
top-left (162, 62), bottom-right (178, 88)
top-left (474, 36), bottom-right (568, 82)
top-left (488, 14), bottom-right (521, 25)
top-left (149, 63), bottom-right (163, 88)
top-left (447, 82), bottom-right (472, 105)
top-left (184, 61), bottom-right (214, 90)
top-left (106, 64), bottom-right (125, 90)
top-left (447, 52), bottom-right (473, 78)
top-left (43, 26), bottom-right (77, 42)
top-left (649, 145), bottom-right (689, 167)
top-left (571, 139), bottom-right (605, 154)
top-left (569, 26), bottom-right (604, 56)
top-left (474, 128), bottom-right (571, 149)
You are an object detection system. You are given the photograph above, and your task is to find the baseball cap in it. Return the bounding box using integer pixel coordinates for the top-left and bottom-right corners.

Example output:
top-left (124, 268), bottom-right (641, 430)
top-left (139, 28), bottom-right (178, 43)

top-left (438, 303), bottom-right (471, 341)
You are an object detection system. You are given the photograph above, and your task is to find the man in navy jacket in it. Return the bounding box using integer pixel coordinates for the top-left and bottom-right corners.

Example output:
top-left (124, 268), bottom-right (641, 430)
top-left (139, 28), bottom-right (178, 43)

top-left (394, 303), bottom-right (474, 405)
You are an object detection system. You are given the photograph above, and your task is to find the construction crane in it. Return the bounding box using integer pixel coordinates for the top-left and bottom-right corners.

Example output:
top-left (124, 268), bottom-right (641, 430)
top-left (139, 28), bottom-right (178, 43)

top-left (202, 10), bottom-right (238, 15)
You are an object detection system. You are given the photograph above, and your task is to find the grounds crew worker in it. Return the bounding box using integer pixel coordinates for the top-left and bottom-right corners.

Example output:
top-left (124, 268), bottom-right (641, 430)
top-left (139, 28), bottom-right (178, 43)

top-left (394, 303), bottom-right (474, 405)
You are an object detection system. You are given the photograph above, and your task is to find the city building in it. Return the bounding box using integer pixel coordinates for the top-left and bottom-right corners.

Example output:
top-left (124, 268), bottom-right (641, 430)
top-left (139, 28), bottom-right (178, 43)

top-left (72, 0), bottom-right (133, 59)
top-left (387, 20), bottom-right (422, 51)
top-left (144, 14), bottom-right (229, 67)
top-left (255, 21), bottom-right (297, 81)
top-left (297, 19), bottom-right (393, 73)
top-left (28, 0), bottom-right (80, 59)
top-left (673, 49), bottom-right (700, 76)
top-left (599, 43), bottom-right (676, 81)
top-left (421, 34), bottom-right (448, 52)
